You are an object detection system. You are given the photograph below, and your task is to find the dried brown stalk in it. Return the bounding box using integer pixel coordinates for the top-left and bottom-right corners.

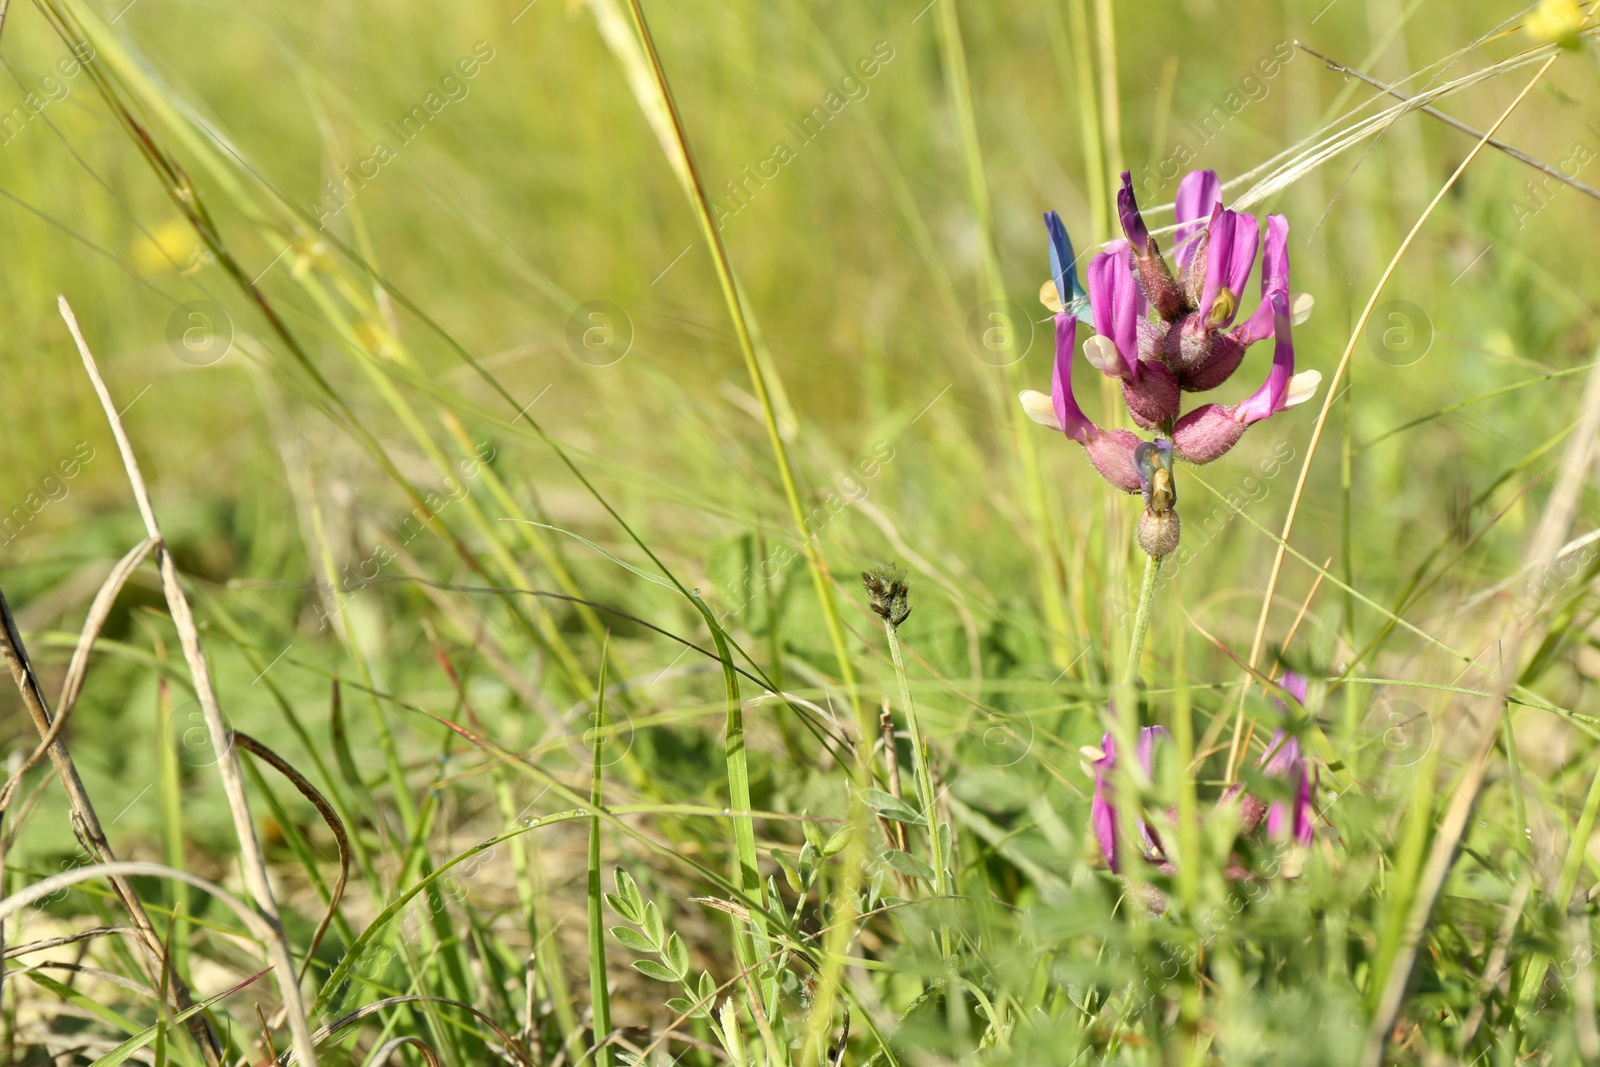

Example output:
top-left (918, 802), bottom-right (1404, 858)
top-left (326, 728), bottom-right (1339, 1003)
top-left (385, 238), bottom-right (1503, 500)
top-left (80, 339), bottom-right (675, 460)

top-left (0, 585), bottom-right (222, 1065)
top-left (57, 295), bottom-right (318, 1065)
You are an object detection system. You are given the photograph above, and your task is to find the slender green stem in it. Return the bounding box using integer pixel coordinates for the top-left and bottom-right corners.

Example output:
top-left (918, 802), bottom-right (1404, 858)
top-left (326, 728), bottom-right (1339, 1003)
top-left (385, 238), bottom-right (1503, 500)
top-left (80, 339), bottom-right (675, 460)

top-left (698, 594), bottom-right (769, 954)
top-left (618, 0), bottom-right (865, 744)
top-left (883, 620), bottom-right (952, 957)
top-left (586, 648), bottom-right (613, 1067)
top-left (1123, 553), bottom-right (1160, 688)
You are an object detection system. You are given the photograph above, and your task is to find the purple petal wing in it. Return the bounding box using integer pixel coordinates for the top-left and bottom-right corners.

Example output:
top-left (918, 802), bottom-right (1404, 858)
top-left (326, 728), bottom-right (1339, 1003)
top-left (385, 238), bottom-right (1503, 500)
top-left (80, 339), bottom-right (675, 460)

top-left (1092, 731), bottom-right (1118, 869)
top-left (1088, 243), bottom-right (1140, 376)
top-left (1050, 314), bottom-right (1096, 443)
top-left (1219, 212), bottom-right (1260, 326)
top-left (1231, 290), bottom-right (1294, 426)
top-left (1235, 214), bottom-right (1290, 346)
top-left (1197, 207), bottom-right (1237, 325)
top-left (1174, 169), bottom-right (1221, 273)
top-left (1136, 724), bottom-right (1171, 773)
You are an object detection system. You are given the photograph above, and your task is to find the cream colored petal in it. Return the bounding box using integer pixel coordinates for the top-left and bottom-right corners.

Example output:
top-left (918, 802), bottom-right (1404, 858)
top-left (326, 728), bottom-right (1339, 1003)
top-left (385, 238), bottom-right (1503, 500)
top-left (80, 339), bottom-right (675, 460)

top-left (1083, 334), bottom-right (1120, 375)
top-left (1291, 292), bottom-right (1315, 326)
top-left (1039, 279), bottom-right (1065, 314)
top-left (1018, 390), bottom-right (1062, 430)
top-left (1284, 369), bottom-right (1322, 409)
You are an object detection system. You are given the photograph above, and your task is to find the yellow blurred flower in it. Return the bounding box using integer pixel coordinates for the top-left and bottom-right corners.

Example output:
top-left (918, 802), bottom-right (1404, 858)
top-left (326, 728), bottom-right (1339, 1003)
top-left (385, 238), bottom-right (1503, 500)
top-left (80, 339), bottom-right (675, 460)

top-left (1526, 0), bottom-right (1586, 49)
top-left (132, 218), bottom-right (206, 274)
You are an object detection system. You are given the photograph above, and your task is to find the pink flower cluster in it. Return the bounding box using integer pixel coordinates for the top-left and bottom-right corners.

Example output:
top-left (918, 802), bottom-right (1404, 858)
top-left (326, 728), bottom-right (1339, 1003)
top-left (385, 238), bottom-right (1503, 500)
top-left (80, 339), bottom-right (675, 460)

top-left (1091, 673), bottom-right (1319, 881)
top-left (1021, 170), bottom-right (1321, 555)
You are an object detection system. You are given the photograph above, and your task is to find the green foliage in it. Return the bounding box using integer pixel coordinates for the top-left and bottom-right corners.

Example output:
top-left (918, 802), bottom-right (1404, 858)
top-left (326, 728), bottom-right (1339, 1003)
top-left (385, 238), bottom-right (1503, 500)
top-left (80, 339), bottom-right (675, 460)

top-left (3, 0), bottom-right (1600, 1065)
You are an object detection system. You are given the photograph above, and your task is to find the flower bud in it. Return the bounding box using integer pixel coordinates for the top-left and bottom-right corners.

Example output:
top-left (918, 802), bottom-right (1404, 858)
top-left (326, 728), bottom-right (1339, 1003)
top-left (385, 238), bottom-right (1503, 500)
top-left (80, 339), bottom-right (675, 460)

top-left (1138, 508), bottom-right (1181, 558)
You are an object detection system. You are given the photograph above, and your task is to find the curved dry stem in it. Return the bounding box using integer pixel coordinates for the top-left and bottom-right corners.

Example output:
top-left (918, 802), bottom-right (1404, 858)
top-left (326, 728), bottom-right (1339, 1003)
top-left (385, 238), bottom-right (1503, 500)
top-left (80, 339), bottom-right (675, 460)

top-left (0, 538), bottom-right (154, 813)
top-left (0, 582), bottom-right (222, 1066)
top-left (0, 859), bottom-right (310, 1055)
top-left (57, 295), bottom-right (316, 1065)
top-left (3, 926), bottom-right (139, 960)
top-left (233, 732), bottom-right (350, 982)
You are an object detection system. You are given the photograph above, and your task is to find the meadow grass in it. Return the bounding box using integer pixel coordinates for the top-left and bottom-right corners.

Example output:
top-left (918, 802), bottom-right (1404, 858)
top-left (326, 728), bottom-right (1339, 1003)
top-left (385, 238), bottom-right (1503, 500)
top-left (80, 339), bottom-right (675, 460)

top-left (2, 0), bottom-right (1600, 1064)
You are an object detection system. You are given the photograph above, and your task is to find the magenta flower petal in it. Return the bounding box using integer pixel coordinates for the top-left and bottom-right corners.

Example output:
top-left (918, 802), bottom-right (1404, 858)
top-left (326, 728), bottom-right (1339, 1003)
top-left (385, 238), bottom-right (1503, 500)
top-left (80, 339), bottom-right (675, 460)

top-left (1040, 313), bottom-right (1145, 492)
top-left (1088, 242), bottom-right (1140, 377)
top-left (1262, 729), bottom-right (1303, 777)
top-left (1232, 290), bottom-right (1295, 426)
top-left (1050, 314), bottom-right (1096, 443)
top-left (1220, 213), bottom-right (1259, 323)
top-left (1174, 169), bottom-right (1221, 272)
top-left (1090, 726), bottom-right (1173, 872)
top-left (1280, 670), bottom-right (1308, 706)
top-left (1136, 724), bottom-right (1171, 773)
top-left (1261, 729), bottom-right (1316, 845)
top-left (1197, 208), bottom-right (1257, 328)
top-left (1236, 214), bottom-right (1290, 345)
top-left (1091, 731), bottom-right (1119, 870)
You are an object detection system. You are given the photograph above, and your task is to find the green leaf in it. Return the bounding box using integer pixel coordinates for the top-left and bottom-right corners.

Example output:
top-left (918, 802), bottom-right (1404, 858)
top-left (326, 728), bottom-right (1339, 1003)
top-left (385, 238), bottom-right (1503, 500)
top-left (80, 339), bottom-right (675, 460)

top-left (633, 958), bottom-right (679, 983)
top-left (642, 900), bottom-right (665, 946)
top-left (609, 926), bottom-right (656, 953)
top-left (698, 970), bottom-right (717, 1003)
top-left (604, 892), bottom-right (638, 925)
top-left (666, 996), bottom-right (709, 1019)
top-left (883, 848), bottom-right (935, 883)
top-left (613, 867), bottom-right (643, 917)
top-left (664, 932), bottom-right (690, 980)
top-left (771, 848), bottom-right (802, 892)
top-left (936, 822), bottom-right (953, 873)
top-left (27, 972), bottom-right (140, 1036)
top-left (801, 813), bottom-right (824, 849)
top-left (822, 825), bottom-right (853, 857)
top-left (799, 840), bottom-right (820, 886)
top-left (862, 787), bottom-right (926, 825)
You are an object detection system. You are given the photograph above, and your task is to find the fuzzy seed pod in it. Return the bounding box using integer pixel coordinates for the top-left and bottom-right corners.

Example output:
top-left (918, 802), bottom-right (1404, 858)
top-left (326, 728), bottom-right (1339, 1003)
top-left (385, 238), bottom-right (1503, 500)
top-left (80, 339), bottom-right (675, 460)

top-left (1138, 508), bottom-right (1181, 558)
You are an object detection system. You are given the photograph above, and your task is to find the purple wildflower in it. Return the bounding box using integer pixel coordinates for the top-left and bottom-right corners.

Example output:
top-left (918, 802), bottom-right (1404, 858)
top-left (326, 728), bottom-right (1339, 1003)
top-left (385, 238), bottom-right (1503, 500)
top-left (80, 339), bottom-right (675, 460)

top-left (1262, 731), bottom-right (1318, 845)
top-left (1261, 672), bottom-right (1318, 845)
top-left (1018, 314), bottom-right (1143, 493)
top-left (1232, 671), bottom-right (1319, 843)
top-left (1021, 170), bottom-right (1321, 555)
top-left (1090, 725), bottom-right (1171, 872)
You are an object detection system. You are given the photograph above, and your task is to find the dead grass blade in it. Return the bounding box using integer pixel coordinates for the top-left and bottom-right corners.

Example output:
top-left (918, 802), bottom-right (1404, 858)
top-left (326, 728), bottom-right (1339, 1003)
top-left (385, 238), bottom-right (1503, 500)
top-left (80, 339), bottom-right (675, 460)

top-left (56, 295), bottom-right (318, 1066)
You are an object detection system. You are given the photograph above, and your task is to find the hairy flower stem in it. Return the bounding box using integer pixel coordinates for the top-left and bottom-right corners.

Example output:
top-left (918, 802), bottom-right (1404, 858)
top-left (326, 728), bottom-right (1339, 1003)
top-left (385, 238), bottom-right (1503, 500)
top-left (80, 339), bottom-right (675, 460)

top-left (1107, 553), bottom-right (1160, 920)
top-left (1123, 553), bottom-right (1160, 687)
top-left (882, 618), bottom-right (952, 957)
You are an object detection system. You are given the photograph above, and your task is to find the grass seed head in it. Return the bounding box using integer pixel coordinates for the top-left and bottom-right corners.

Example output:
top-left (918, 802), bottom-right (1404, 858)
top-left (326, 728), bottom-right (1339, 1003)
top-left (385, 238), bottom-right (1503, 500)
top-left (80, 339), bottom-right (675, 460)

top-left (861, 565), bottom-right (911, 628)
